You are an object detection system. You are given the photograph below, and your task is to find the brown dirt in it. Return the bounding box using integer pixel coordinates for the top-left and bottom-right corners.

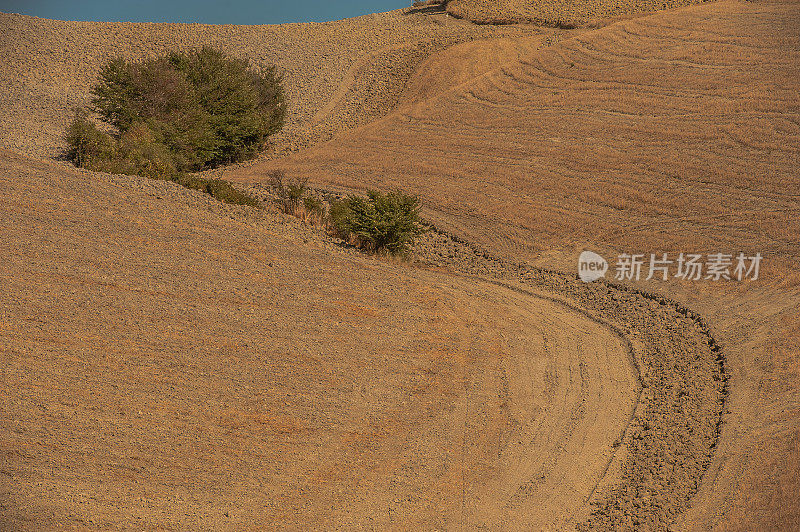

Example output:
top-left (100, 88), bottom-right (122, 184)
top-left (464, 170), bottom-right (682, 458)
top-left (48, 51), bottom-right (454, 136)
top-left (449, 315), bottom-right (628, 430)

top-left (411, 227), bottom-right (727, 530)
top-left (0, 147), bottom-right (728, 530)
top-left (445, 0), bottom-right (714, 26)
top-left (227, 0), bottom-right (800, 529)
top-left (0, 150), bottom-right (650, 529)
top-left (1, 0), bottom-right (799, 529)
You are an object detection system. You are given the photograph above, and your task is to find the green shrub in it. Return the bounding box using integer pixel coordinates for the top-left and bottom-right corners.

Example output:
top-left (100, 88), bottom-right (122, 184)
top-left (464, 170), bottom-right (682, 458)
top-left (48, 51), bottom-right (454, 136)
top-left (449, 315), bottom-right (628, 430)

top-left (65, 110), bottom-right (116, 168)
top-left (66, 48), bottom-right (286, 177)
top-left (115, 123), bottom-right (178, 180)
top-left (81, 47), bottom-right (285, 171)
top-left (329, 190), bottom-right (424, 254)
top-left (303, 195), bottom-right (325, 216)
top-left (328, 198), bottom-right (353, 235)
top-left (64, 47), bottom-right (283, 209)
top-left (269, 170), bottom-right (308, 215)
top-left (303, 195), bottom-right (325, 224)
top-left (65, 112), bottom-right (178, 180)
top-left (175, 175), bottom-right (260, 208)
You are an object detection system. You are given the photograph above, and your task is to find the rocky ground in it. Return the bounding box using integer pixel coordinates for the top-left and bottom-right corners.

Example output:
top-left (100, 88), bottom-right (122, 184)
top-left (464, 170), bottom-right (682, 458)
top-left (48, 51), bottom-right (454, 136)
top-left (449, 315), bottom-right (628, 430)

top-left (413, 228), bottom-right (726, 529)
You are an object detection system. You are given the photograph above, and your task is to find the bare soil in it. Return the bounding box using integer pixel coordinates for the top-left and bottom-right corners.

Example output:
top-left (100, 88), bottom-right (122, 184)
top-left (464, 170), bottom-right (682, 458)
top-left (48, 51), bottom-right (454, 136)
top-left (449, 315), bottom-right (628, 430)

top-left (1, 0), bottom-right (799, 530)
top-left (229, 0), bottom-right (800, 529)
top-left (0, 150), bottom-right (647, 529)
top-left (446, 0), bottom-right (715, 26)
top-left (0, 9), bottom-right (540, 162)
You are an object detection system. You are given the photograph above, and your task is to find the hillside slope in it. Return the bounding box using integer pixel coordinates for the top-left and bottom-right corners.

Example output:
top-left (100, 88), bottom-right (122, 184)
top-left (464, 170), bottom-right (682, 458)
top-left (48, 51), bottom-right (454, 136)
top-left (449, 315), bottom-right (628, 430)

top-left (0, 149), bottom-right (728, 529)
top-left (446, 0), bottom-right (714, 25)
top-left (0, 10), bottom-right (540, 161)
top-left (228, 0), bottom-right (800, 528)
top-left (240, 0), bottom-right (799, 270)
top-left (0, 149), bottom-right (638, 528)
top-left (0, 0), bottom-right (797, 528)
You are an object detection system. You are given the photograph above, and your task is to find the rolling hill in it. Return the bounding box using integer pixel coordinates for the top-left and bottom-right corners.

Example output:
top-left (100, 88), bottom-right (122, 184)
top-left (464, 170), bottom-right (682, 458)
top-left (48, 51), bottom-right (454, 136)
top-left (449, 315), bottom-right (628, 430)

top-left (1, 0), bottom-right (798, 529)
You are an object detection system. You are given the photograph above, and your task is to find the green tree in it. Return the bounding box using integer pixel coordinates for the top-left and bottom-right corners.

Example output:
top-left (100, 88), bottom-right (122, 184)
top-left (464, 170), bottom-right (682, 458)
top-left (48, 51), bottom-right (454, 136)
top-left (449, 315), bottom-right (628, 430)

top-left (331, 190), bottom-right (424, 254)
top-left (67, 47), bottom-right (285, 174)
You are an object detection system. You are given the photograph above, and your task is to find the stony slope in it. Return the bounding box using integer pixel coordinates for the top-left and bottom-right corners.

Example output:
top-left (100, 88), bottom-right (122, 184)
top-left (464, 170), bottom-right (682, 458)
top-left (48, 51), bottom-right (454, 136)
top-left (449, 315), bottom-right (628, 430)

top-left (445, 0), bottom-right (714, 26)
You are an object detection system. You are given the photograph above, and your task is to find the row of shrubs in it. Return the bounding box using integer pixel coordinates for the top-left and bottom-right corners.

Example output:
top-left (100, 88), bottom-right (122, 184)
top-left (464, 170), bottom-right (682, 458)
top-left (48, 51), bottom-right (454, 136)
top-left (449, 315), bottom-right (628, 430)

top-left (270, 171), bottom-right (425, 255)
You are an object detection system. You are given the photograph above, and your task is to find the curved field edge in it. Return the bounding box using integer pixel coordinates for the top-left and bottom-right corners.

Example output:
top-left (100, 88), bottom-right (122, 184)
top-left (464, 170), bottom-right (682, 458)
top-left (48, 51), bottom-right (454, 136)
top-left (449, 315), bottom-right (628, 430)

top-left (258, 32), bottom-right (526, 159)
top-left (445, 0), bottom-right (716, 27)
top-left (4, 1), bottom-right (784, 527)
top-left (0, 141), bottom-right (725, 529)
top-left (413, 228), bottom-right (727, 529)
top-left (228, 5), bottom-right (800, 523)
top-left (0, 149), bottom-right (641, 528)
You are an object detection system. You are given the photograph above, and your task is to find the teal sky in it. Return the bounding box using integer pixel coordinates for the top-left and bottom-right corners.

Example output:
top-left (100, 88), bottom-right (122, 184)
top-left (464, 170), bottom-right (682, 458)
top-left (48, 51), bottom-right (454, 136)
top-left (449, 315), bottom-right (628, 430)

top-left (0, 0), bottom-right (408, 24)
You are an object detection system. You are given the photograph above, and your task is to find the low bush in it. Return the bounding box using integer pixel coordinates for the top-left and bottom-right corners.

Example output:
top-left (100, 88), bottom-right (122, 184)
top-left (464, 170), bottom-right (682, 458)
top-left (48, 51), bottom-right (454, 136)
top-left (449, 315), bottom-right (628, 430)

top-left (66, 113), bottom-right (178, 180)
top-left (65, 110), bottom-right (117, 169)
top-left (328, 197), bottom-right (352, 232)
top-left (329, 190), bottom-right (424, 254)
top-left (79, 47), bottom-right (285, 172)
top-left (269, 170), bottom-right (308, 215)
